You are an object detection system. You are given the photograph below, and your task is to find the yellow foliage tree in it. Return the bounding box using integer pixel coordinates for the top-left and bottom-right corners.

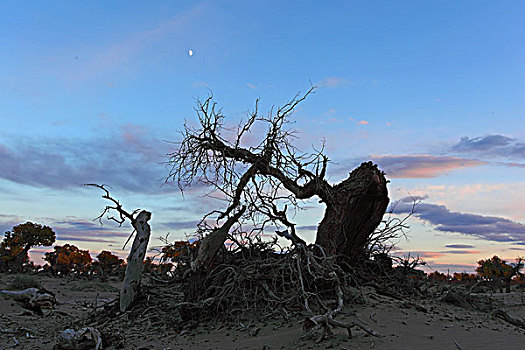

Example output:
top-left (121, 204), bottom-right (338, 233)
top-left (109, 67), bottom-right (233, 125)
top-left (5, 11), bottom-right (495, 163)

top-left (44, 244), bottom-right (92, 274)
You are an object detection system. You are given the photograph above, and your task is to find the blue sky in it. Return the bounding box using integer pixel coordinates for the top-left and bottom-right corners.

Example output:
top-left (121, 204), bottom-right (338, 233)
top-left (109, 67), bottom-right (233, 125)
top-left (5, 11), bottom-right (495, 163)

top-left (1, 1), bottom-right (524, 272)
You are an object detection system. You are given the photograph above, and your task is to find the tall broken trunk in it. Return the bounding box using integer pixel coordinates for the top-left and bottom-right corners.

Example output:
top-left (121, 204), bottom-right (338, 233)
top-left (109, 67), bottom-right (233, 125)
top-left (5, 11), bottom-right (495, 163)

top-left (120, 210), bottom-right (152, 312)
top-left (315, 162), bottom-right (389, 264)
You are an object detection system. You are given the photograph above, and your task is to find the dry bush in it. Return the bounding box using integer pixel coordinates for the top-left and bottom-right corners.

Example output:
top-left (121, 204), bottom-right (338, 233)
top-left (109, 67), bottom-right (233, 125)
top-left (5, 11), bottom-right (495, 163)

top-left (8, 274), bottom-right (41, 290)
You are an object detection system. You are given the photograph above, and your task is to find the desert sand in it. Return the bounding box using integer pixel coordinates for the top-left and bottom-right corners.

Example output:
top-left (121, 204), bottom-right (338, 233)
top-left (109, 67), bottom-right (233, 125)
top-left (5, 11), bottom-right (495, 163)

top-left (1, 274), bottom-right (525, 350)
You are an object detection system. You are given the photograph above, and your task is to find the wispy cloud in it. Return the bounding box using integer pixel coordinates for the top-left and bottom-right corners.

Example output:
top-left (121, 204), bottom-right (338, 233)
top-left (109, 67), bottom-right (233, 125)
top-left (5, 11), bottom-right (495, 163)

top-left (0, 124), bottom-right (175, 194)
top-left (357, 120), bottom-right (369, 125)
top-left (157, 220), bottom-right (199, 231)
top-left (0, 215), bottom-right (130, 246)
top-left (0, 214), bottom-right (24, 236)
top-left (393, 197), bottom-right (525, 243)
top-left (445, 244), bottom-right (475, 249)
top-left (317, 77), bottom-right (347, 88)
top-left (396, 249), bottom-right (479, 259)
top-left (371, 155), bottom-right (486, 178)
top-left (56, 236), bottom-right (119, 244)
top-left (399, 251), bottom-right (445, 259)
top-left (450, 135), bottom-right (525, 160)
top-left (296, 225), bottom-right (318, 231)
top-left (52, 219), bottom-right (131, 244)
top-left (442, 250), bottom-right (480, 254)
top-left (55, 5), bottom-right (205, 83)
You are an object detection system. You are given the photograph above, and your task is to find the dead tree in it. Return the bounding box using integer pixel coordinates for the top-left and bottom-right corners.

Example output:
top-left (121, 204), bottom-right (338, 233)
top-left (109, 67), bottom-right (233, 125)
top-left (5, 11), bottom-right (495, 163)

top-left (85, 184), bottom-right (152, 312)
top-left (167, 88), bottom-right (389, 265)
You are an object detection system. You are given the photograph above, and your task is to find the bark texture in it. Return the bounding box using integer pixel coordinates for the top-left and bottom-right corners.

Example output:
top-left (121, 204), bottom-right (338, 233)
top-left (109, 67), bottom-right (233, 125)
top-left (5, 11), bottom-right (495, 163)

top-left (120, 210), bottom-right (152, 312)
top-left (194, 206), bottom-right (246, 272)
top-left (315, 162), bottom-right (389, 264)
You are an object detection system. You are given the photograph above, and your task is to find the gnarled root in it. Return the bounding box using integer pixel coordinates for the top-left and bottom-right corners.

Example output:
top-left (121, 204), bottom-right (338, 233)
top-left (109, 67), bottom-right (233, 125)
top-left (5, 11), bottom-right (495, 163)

top-left (301, 285), bottom-right (379, 342)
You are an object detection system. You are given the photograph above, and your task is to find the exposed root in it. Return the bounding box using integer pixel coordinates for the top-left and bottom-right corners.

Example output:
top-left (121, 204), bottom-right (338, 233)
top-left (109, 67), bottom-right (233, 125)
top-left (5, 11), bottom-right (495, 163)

top-left (301, 285), bottom-right (379, 342)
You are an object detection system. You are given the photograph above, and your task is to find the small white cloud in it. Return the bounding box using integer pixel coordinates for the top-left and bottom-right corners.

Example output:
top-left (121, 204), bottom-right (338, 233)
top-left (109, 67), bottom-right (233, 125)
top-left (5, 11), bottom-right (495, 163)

top-left (246, 83), bottom-right (257, 90)
top-left (317, 77), bottom-right (347, 88)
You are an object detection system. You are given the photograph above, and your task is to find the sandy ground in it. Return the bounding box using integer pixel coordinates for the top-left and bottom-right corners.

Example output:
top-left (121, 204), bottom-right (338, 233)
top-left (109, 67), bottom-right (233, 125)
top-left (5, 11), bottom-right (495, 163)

top-left (1, 274), bottom-right (525, 349)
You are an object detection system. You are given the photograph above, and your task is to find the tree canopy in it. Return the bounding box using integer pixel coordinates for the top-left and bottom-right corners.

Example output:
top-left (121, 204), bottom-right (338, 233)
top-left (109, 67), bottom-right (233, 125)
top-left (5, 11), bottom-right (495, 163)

top-left (0, 222), bottom-right (55, 272)
top-left (44, 244), bottom-right (92, 274)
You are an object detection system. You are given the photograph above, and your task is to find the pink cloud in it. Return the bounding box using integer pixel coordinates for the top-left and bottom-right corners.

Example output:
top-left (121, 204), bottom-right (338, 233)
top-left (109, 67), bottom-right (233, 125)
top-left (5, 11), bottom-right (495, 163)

top-left (357, 120), bottom-right (369, 125)
top-left (399, 251), bottom-right (446, 259)
top-left (372, 155), bottom-right (487, 178)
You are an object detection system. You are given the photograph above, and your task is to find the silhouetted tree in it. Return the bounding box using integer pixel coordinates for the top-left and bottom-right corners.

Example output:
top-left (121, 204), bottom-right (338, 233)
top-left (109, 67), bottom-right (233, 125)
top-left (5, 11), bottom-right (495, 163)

top-left (452, 272), bottom-right (479, 284)
top-left (167, 88), bottom-right (389, 270)
top-left (93, 250), bottom-right (125, 275)
top-left (0, 222), bottom-right (55, 272)
top-left (427, 271), bottom-right (448, 281)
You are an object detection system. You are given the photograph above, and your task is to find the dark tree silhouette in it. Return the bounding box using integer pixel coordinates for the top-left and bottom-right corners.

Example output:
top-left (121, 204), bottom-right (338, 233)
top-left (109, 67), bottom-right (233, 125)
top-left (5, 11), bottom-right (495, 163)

top-left (0, 222), bottom-right (55, 272)
top-left (93, 250), bottom-right (125, 275)
top-left (167, 88), bottom-right (389, 268)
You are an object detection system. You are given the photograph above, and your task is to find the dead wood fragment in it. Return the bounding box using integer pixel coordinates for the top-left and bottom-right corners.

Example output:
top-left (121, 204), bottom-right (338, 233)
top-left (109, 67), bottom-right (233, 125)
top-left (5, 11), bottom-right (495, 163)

top-left (55, 327), bottom-right (102, 350)
top-left (1, 288), bottom-right (56, 316)
top-left (492, 308), bottom-right (525, 329)
top-left (120, 210), bottom-right (152, 312)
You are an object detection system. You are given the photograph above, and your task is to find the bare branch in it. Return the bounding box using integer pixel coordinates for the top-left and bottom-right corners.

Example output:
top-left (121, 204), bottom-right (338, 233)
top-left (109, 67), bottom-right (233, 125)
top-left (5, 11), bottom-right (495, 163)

top-left (83, 184), bottom-right (135, 225)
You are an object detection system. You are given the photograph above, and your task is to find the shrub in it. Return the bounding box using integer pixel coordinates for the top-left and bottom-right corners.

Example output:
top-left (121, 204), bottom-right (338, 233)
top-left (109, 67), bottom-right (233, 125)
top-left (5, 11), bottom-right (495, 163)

top-left (8, 274), bottom-right (41, 290)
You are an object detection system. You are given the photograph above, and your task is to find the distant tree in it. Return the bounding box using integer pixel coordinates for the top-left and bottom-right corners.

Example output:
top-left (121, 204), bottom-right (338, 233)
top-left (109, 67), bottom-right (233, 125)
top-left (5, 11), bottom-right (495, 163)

top-left (476, 256), bottom-right (524, 293)
top-left (143, 257), bottom-right (173, 277)
top-left (93, 250), bottom-right (125, 275)
top-left (0, 222), bottom-right (55, 272)
top-left (452, 272), bottom-right (479, 283)
top-left (44, 244), bottom-right (92, 274)
top-left (427, 271), bottom-right (448, 281)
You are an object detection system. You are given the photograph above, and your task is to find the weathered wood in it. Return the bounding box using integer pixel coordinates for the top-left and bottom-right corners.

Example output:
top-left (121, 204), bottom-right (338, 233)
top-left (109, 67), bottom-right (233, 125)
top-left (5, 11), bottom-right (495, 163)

top-left (194, 206), bottom-right (246, 271)
top-left (120, 210), bottom-right (151, 312)
top-left (1, 288), bottom-right (56, 315)
top-left (315, 162), bottom-right (389, 264)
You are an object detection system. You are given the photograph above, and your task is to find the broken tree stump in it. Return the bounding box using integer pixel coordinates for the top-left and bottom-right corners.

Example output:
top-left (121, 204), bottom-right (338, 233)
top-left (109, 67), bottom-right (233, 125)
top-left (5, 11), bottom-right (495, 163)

top-left (120, 210), bottom-right (152, 312)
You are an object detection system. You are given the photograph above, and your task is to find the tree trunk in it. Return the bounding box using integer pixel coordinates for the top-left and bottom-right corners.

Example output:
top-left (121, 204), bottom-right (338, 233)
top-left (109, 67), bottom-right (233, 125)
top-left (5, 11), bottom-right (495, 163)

top-left (120, 210), bottom-right (151, 312)
top-left (181, 207), bottom-right (245, 321)
top-left (315, 162), bottom-right (389, 265)
top-left (193, 206), bottom-right (245, 272)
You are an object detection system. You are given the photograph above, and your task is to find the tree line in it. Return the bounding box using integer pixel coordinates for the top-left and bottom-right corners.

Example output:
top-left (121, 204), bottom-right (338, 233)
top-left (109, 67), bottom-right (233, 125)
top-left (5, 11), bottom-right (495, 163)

top-left (0, 222), bottom-right (125, 275)
top-left (1, 221), bottom-right (523, 293)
